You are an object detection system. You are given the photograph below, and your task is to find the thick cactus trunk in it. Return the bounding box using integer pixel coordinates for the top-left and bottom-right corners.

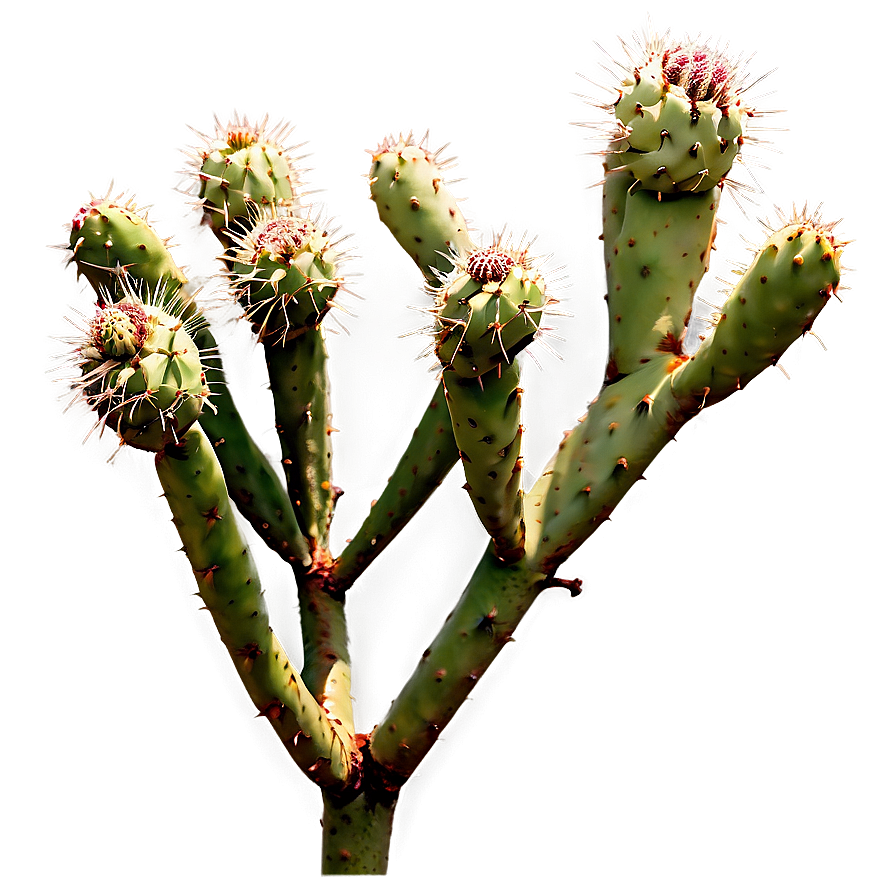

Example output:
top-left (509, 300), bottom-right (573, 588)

top-left (320, 791), bottom-right (398, 875)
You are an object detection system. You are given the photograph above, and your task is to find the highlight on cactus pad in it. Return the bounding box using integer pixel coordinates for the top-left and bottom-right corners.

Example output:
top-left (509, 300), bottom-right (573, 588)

top-left (55, 25), bottom-right (846, 876)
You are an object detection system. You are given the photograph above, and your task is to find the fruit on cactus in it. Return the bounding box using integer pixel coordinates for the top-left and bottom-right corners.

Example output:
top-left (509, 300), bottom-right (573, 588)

top-left (432, 242), bottom-right (555, 378)
top-left (368, 133), bottom-right (473, 283)
top-left (69, 194), bottom-right (187, 298)
top-left (225, 208), bottom-right (343, 343)
top-left (188, 114), bottom-right (304, 245)
top-left (71, 285), bottom-right (212, 451)
top-left (606, 35), bottom-right (752, 194)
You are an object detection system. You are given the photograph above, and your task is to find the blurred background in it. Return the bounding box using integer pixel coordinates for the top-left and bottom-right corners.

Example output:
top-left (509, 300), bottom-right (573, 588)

top-left (7, 0), bottom-right (891, 891)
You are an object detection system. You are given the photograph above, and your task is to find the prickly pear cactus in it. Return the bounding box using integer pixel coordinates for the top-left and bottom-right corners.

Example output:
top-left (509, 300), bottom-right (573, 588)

top-left (54, 24), bottom-right (851, 881)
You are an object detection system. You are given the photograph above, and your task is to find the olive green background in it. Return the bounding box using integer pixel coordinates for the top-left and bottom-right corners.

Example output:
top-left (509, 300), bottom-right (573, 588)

top-left (11, 0), bottom-right (887, 891)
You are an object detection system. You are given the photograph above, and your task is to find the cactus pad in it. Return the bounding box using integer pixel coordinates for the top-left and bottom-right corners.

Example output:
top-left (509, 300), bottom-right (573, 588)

top-left (369, 133), bottom-right (473, 283)
top-left (673, 207), bottom-right (843, 400)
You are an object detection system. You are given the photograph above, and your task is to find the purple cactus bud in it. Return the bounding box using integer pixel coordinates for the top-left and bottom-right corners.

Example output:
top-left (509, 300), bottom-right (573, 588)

top-left (466, 248), bottom-right (515, 284)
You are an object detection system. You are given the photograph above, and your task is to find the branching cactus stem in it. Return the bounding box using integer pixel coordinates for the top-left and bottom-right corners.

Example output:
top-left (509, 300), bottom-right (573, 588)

top-left (56, 27), bottom-right (848, 877)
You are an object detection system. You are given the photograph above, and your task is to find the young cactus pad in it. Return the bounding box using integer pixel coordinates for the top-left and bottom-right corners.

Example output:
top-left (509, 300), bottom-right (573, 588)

top-left (368, 134), bottom-right (473, 283)
top-left (71, 290), bottom-right (212, 451)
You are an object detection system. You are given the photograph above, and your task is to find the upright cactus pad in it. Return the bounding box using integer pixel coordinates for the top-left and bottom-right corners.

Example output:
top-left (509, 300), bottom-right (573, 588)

top-left (225, 209), bottom-right (343, 343)
top-left (187, 114), bottom-right (304, 244)
top-left (368, 134), bottom-right (473, 283)
top-left (606, 35), bottom-right (752, 194)
top-left (69, 194), bottom-right (187, 297)
top-left (432, 242), bottom-right (555, 379)
top-left (70, 288), bottom-right (212, 451)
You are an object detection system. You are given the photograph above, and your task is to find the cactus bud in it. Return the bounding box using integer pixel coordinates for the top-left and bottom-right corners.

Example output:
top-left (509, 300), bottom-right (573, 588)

top-left (70, 284), bottom-right (213, 451)
top-left (432, 240), bottom-right (554, 379)
top-left (225, 208), bottom-right (343, 343)
top-left (186, 114), bottom-right (304, 246)
top-left (607, 34), bottom-right (753, 194)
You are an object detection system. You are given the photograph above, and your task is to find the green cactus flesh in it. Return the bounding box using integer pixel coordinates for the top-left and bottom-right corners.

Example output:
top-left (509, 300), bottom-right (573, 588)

top-left (434, 246), bottom-right (552, 379)
top-left (76, 299), bottom-right (211, 451)
top-left (69, 197), bottom-right (187, 297)
top-left (184, 301), bottom-right (312, 565)
top-left (265, 328), bottom-right (334, 549)
top-left (195, 116), bottom-right (299, 242)
top-left (601, 168), bottom-right (638, 256)
top-left (605, 180), bottom-right (719, 375)
top-left (673, 212), bottom-right (843, 403)
top-left (66, 199), bottom-right (311, 566)
top-left (369, 135), bottom-right (473, 284)
top-left (333, 381), bottom-right (459, 589)
top-left (530, 356), bottom-right (693, 568)
top-left (442, 363), bottom-right (525, 563)
top-left (155, 424), bottom-right (358, 789)
top-left (321, 791), bottom-right (397, 875)
top-left (227, 211), bottom-right (342, 342)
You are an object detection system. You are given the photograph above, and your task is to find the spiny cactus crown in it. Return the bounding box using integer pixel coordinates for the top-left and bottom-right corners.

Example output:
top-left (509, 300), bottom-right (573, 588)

top-left (71, 289), bottom-right (211, 452)
top-left (90, 301), bottom-right (150, 358)
top-left (225, 209), bottom-right (342, 342)
top-left (249, 215), bottom-right (313, 264)
top-left (431, 241), bottom-right (553, 378)
top-left (187, 114), bottom-right (304, 239)
top-left (223, 124), bottom-right (261, 151)
top-left (604, 32), bottom-right (752, 194)
top-left (662, 44), bottom-right (732, 104)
